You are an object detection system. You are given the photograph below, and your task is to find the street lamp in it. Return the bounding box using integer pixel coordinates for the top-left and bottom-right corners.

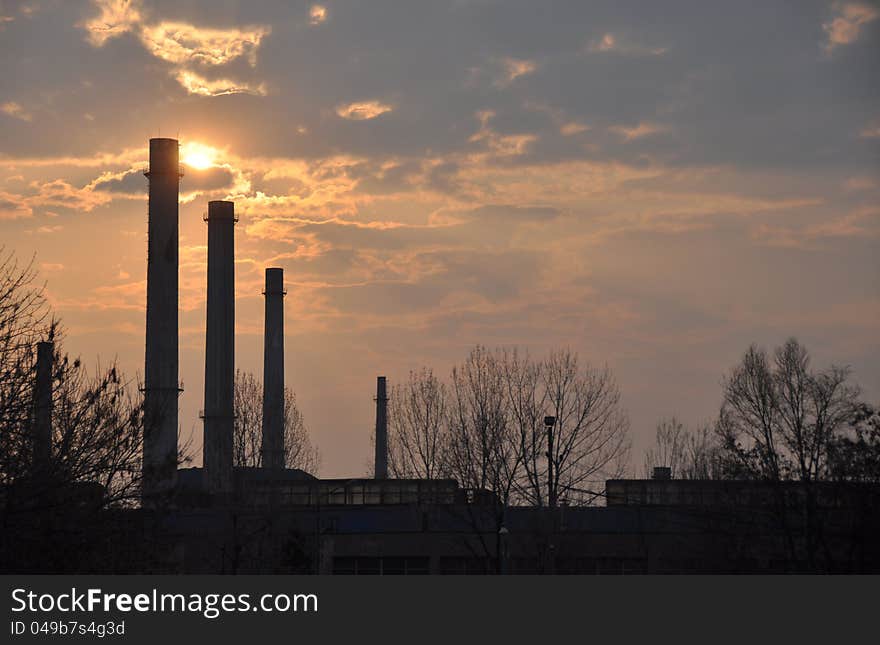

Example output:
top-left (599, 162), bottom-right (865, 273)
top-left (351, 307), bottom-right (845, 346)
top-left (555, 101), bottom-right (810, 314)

top-left (544, 416), bottom-right (556, 509)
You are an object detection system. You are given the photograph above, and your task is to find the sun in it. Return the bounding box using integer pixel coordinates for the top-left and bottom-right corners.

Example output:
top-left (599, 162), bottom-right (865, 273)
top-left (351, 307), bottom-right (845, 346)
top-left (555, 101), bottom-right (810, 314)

top-left (180, 141), bottom-right (220, 170)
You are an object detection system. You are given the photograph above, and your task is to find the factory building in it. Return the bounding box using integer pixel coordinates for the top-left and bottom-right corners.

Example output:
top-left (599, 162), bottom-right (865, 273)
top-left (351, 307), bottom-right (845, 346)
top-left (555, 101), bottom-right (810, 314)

top-left (4, 137), bottom-right (876, 575)
top-left (138, 138), bottom-right (413, 507)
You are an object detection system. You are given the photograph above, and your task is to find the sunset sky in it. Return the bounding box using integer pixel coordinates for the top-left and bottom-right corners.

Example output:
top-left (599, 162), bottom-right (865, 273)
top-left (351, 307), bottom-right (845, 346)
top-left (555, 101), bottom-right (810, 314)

top-left (2, 0), bottom-right (878, 477)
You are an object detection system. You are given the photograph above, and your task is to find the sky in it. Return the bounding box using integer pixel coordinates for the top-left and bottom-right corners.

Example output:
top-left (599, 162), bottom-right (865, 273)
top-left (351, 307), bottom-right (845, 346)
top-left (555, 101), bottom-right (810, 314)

top-left (1, 0), bottom-right (878, 477)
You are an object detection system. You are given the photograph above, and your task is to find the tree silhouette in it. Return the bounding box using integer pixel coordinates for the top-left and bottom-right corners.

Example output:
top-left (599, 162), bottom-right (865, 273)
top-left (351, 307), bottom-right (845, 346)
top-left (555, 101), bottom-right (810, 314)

top-left (233, 369), bottom-right (320, 474)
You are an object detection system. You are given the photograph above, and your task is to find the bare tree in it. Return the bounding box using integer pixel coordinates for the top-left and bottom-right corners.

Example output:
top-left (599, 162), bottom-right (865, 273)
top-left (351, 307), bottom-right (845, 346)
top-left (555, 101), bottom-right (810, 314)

top-left (715, 338), bottom-right (865, 571)
top-left (446, 346), bottom-right (521, 503)
top-left (683, 424), bottom-right (724, 480)
top-left (501, 349), bottom-right (547, 506)
top-left (538, 350), bottom-right (630, 506)
top-left (388, 368), bottom-right (449, 479)
top-left (0, 248), bottom-right (52, 486)
top-left (0, 249), bottom-right (164, 508)
top-left (384, 347), bottom-right (632, 508)
top-left (643, 417), bottom-right (722, 480)
top-left (716, 338), bottom-right (860, 482)
top-left (233, 369), bottom-right (320, 474)
top-left (643, 417), bottom-right (687, 478)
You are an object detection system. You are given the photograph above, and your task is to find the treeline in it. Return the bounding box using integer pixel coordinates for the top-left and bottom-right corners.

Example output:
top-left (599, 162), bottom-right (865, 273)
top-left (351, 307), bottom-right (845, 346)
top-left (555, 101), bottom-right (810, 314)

top-left (386, 346), bottom-right (631, 507)
top-left (0, 248), bottom-right (158, 509)
top-left (385, 338), bottom-right (879, 507)
top-left (642, 338), bottom-right (879, 485)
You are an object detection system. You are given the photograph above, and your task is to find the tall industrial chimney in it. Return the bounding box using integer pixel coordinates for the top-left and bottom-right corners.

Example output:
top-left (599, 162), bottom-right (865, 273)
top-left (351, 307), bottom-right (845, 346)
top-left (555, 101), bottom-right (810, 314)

top-left (32, 341), bottom-right (53, 474)
top-left (374, 376), bottom-right (388, 479)
top-left (143, 138), bottom-right (181, 500)
top-left (203, 200), bottom-right (236, 495)
top-left (261, 267), bottom-right (285, 470)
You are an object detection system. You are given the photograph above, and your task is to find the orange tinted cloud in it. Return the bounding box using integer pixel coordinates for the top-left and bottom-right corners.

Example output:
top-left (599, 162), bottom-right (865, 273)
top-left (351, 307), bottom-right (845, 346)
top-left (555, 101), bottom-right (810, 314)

top-left (175, 70), bottom-right (267, 97)
top-left (81, 0), bottom-right (142, 46)
top-left (823, 2), bottom-right (879, 53)
top-left (336, 100), bottom-right (394, 120)
top-left (310, 5), bottom-right (328, 26)
top-left (139, 22), bottom-right (270, 67)
top-left (609, 122), bottom-right (669, 141)
top-left (469, 110), bottom-right (537, 157)
top-left (498, 57), bottom-right (537, 85)
top-left (81, 1), bottom-right (270, 97)
top-left (1, 102), bottom-right (32, 122)
top-left (587, 32), bottom-right (667, 56)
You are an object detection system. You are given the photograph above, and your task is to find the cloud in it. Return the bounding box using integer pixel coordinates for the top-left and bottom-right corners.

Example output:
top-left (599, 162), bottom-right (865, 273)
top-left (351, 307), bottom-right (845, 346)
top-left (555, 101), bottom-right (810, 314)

top-left (1, 102), bottom-right (32, 122)
top-left (587, 33), bottom-right (667, 56)
top-left (183, 166), bottom-right (238, 192)
top-left (138, 22), bottom-right (270, 67)
top-left (823, 2), bottom-right (879, 53)
top-left (174, 70), bottom-right (267, 97)
top-left (560, 122), bottom-right (590, 136)
top-left (81, 0), bottom-right (142, 46)
top-left (0, 192), bottom-right (32, 219)
top-left (860, 119), bottom-right (880, 138)
top-left (336, 100), bottom-right (394, 120)
top-left (609, 122), bottom-right (669, 141)
top-left (40, 263), bottom-right (65, 273)
top-left (498, 57), bottom-right (537, 85)
top-left (469, 110), bottom-right (537, 157)
top-left (310, 5), bottom-right (328, 26)
top-left (590, 33), bottom-right (618, 53)
top-left (81, 1), bottom-right (270, 97)
top-left (754, 206), bottom-right (880, 247)
top-left (844, 176), bottom-right (877, 191)
top-left (89, 168), bottom-right (145, 194)
top-left (29, 178), bottom-right (113, 212)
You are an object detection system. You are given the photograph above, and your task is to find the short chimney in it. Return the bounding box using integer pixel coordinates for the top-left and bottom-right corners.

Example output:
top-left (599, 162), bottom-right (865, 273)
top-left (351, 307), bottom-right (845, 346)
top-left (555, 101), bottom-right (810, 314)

top-left (653, 466), bottom-right (672, 481)
top-left (32, 341), bottom-right (53, 473)
top-left (374, 376), bottom-right (388, 479)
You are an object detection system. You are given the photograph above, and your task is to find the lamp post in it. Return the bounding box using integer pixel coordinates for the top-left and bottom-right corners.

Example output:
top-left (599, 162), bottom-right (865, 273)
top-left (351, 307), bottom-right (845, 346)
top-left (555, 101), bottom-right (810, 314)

top-left (544, 415), bottom-right (556, 509)
top-left (544, 415), bottom-right (557, 575)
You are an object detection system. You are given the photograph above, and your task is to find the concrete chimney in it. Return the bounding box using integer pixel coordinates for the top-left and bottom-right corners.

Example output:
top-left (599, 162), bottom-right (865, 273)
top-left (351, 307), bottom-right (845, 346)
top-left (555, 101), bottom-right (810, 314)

top-left (261, 268), bottom-right (285, 470)
top-left (142, 138), bottom-right (181, 500)
top-left (374, 376), bottom-right (388, 479)
top-left (203, 200), bottom-right (236, 495)
top-left (32, 341), bottom-right (53, 474)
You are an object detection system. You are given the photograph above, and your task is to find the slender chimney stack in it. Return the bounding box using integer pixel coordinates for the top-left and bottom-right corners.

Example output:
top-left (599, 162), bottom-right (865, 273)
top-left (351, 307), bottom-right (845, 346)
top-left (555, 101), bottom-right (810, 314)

top-left (143, 138), bottom-right (181, 500)
top-left (203, 200), bottom-right (236, 495)
top-left (261, 268), bottom-right (286, 470)
top-left (374, 376), bottom-right (388, 479)
top-left (32, 341), bottom-right (53, 474)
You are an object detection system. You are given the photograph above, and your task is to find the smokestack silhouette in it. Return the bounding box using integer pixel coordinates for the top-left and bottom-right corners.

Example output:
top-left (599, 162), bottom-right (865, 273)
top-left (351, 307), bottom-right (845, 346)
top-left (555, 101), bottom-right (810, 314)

top-left (261, 268), bottom-right (285, 470)
top-left (203, 200), bottom-right (236, 495)
top-left (143, 138), bottom-right (181, 500)
top-left (374, 376), bottom-right (388, 479)
top-left (32, 341), bottom-right (53, 474)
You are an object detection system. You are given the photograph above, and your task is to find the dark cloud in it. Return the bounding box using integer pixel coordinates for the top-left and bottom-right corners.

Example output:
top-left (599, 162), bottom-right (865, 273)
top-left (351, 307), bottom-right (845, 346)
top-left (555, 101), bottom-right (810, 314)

top-left (93, 166), bottom-right (235, 194)
top-left (91, 169), bottom-right (146, 194)
top-left (182, 166), bottom-right (236, 192)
